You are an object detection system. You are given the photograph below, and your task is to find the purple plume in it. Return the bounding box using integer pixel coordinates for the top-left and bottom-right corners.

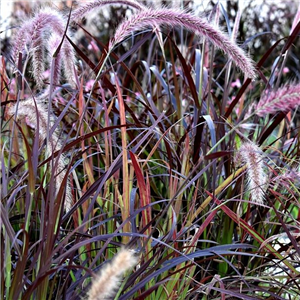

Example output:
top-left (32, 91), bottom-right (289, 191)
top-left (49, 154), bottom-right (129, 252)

top-left (110, 8), bottom-right (256, 79)
top-left (12, 7), bottom-right (76, 88)
top-left (256, 83), bottom-right (300, 117)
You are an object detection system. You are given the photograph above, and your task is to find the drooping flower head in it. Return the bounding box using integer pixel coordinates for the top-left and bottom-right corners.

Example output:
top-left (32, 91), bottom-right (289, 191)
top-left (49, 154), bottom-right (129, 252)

top-left (12, 7), bottom-right (77, 88)
top-left (109, 8), bottom-right (257, 79)
top-left (256, 83), bottom-right (300, 117)
top-left (8, 96), bottom-right (73, 211)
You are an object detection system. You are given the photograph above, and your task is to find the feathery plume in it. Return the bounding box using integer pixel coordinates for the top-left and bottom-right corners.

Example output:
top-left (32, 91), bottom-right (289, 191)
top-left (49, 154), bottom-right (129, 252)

top-left (70, 0), bottom-right (145, 23)
top-left (271, 170), bottom-right (300, 190)
top-left (235, 142), bottom-right (267, 204)
top-left (256, 83), bottom-right (300, 117)
top-left (12, 7), bottom-right (77, 88)
top-left (88, 248), bottom-right (138, 300)
top-left (8, 97), bottom-right (72, 211)
top-left (110, 8), bottom-right (256, 79)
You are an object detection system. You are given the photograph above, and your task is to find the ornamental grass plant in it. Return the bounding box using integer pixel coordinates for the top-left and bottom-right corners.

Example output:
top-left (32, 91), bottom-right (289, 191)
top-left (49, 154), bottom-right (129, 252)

top-left (1, 1), bottom-right (300, 299)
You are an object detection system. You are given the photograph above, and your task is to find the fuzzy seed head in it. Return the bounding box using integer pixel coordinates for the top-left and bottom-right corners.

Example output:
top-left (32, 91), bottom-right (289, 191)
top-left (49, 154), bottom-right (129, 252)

top-left (235, 142), bottom-right (267, 204)
top-left (271, 170), bottom-right (300, 190)
top-left (110, 7), bottom-right (256, 79)
top-left (88, 248), bottom-right (138, 300)
top-left (12, 7), bottom-right (77, 88)
top-left (256, 83), bottom-right (300, 117)
top-left (8, 97), bottom-right (72, 211)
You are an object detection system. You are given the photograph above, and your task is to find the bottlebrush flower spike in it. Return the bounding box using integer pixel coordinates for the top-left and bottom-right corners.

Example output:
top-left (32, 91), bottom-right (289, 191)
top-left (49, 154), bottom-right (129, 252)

top-left (110, 8), bottom-right (256, 79)
top-left (256, 83), bottom-right (300, 117)
top-left (12, 7), bottom-right (76, 88)
top-left (235, 142), bottom-right (267, 204)
top-left (8, 97), bottom-right (73, 211)
top-left (88, 248), bottom-right (138, 300)
top-left (70, 0), bottom-right (145, 23)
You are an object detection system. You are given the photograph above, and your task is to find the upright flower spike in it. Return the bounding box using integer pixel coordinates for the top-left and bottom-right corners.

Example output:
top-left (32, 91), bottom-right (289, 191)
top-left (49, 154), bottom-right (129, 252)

top-left (8, 97), bottom-right (73, 211)
top-left (256, 83), bottom-right (300, 117)
top-left (235, 142), bottom-right (267, 204)
top-left (70, 0), bottom-right (145, 23)
top-left (109, 8), bottom-right (257, 79)
top-left (88, 248), bottom-right (138, 300)
top-left (12, 7), bottom-right (77, 88)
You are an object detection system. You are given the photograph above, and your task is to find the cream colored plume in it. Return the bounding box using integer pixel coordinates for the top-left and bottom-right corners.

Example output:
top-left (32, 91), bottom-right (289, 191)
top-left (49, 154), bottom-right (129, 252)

top-left (88, 248), bottom-right (138, 300)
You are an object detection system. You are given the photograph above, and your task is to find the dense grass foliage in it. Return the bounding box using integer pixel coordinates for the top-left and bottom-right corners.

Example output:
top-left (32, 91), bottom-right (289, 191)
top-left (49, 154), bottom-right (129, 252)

top-left (1, 1), bottom-right (300, 299)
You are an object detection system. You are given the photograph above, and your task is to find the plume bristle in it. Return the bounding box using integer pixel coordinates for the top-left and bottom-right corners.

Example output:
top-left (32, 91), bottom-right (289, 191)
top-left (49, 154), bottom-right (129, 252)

top-left (256, 83), bottom-right (300, 117)
top-left (88, 248), bottom-right (138, 300)
top-left (109, 7), bottom-right (256, 79)
top-left (235, 142), bottom-right (267, 204)
top-left (8, 97), bottom-right (72, 211)
top-left (12, 7), bottom-right (77, 88)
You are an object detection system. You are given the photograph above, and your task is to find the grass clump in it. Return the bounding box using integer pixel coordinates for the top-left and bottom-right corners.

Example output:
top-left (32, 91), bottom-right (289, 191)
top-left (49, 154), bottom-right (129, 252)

top-left (1, 1), bottom-right (300, 299)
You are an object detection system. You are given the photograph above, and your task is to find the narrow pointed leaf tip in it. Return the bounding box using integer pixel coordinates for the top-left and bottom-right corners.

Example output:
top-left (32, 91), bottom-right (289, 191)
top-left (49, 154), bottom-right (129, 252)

top-left (110, 7), bottom-right (257, 79)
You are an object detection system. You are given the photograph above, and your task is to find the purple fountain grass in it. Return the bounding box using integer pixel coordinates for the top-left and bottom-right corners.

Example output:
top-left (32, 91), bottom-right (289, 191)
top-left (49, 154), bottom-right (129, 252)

top-left (12, 7), bottom-right (77, 88)
top-left (8, 97), bottom-right (73, 211)
top-left (235, 142), bottom-right (267, 205)
top-left (109, 7), bottom-right (257, 79)
top-left (271, 169), bottom-right (300, 190)
top-left (256, 83), bottom-right (300, 117)
top-left (88, 248), bottom-right (138, 300)
top-left (70, 0), bottom-right (145, 23)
